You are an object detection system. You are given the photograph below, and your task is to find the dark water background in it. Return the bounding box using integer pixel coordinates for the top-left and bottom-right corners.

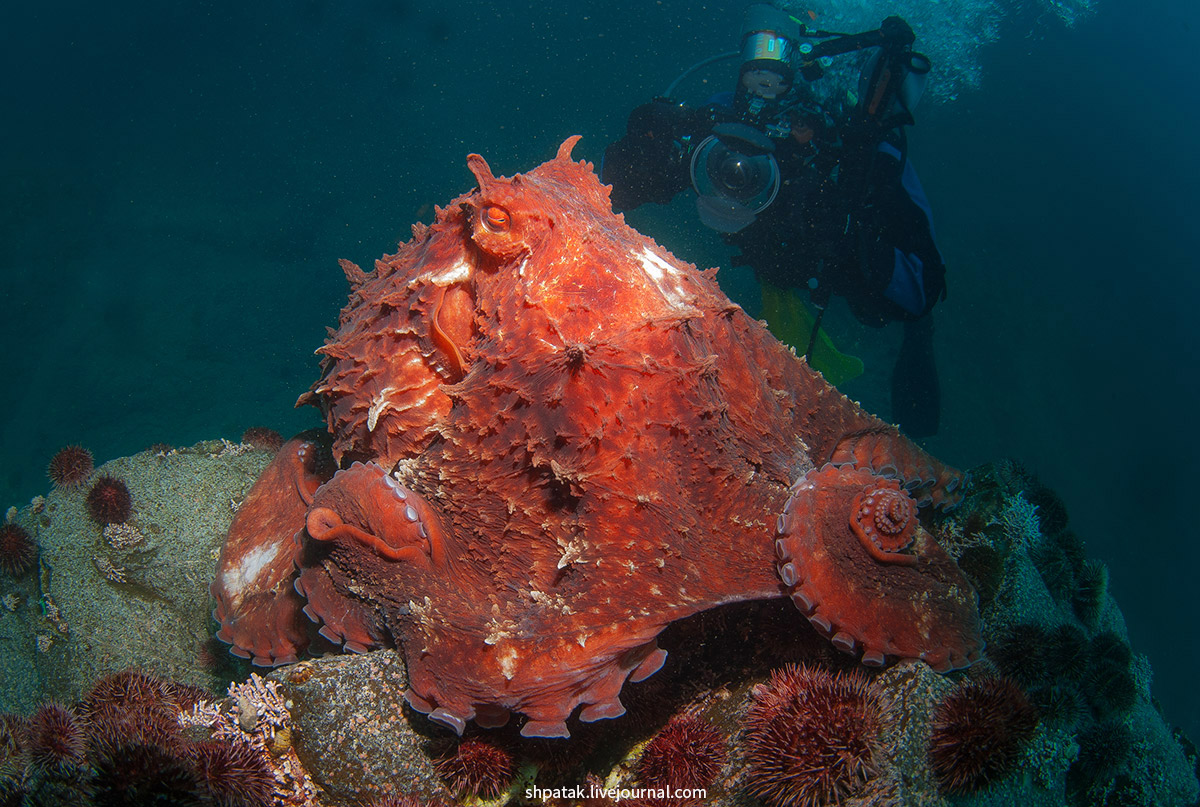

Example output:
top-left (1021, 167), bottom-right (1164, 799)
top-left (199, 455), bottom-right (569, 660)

top-left (2, 0), bottom-right (1196, 737)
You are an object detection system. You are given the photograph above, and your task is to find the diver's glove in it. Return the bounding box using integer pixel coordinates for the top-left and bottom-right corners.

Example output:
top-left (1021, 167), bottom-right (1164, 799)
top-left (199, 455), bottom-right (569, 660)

top-left (603, 99), bottom-right (697, 211)
top-left (625, 98), bottom-right (696, 143)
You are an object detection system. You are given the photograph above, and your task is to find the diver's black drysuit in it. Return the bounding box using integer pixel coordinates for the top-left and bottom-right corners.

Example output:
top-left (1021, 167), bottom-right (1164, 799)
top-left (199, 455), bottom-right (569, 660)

top-left (602, 88), bottom-right (947, 438)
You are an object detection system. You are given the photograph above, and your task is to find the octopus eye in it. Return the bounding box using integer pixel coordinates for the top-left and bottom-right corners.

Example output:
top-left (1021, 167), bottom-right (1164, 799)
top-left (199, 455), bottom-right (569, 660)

top-left (482, 205), bottom-right (510, 232)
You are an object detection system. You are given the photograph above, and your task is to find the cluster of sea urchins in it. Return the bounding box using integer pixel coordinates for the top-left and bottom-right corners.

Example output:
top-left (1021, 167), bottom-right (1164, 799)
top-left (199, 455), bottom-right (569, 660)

top-left (45, 443), bottom-right (137, 526)
top-left (0, 669), bottom-right (275, 807)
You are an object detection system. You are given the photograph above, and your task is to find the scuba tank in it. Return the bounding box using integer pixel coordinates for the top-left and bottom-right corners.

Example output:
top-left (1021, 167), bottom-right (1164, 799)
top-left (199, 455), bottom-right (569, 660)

top-left (855, 17), bottom-right (930, 128)
top-left (835, 16), bottom-right (925, 209)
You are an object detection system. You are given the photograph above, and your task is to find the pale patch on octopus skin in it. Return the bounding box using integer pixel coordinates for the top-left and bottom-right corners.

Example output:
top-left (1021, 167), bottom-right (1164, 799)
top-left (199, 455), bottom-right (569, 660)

top-left (222, 542), bottom-right (281, 601)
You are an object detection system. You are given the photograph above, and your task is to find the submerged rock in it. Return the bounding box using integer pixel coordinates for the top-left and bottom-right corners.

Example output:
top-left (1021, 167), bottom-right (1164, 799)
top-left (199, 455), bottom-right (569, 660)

top-left (269, 650), bottom-right (446, 804)
top-left (0, 439), bottom-right (273, 712)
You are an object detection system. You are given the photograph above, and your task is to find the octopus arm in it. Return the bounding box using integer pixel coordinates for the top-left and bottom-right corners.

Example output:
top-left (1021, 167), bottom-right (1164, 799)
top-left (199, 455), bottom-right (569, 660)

top-left (774, 465), bottom-right (983, 671)
top-left (211, 432), bottom-right (333, 666)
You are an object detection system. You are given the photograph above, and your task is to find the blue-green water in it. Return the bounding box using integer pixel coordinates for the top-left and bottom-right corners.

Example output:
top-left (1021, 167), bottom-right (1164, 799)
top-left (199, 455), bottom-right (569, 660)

top-left (1, 0), bottom-right (1196, 742)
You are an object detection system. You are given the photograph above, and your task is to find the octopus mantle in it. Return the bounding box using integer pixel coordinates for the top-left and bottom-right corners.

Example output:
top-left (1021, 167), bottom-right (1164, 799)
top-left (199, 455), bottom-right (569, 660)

top-left (211, 137), bottom-right (981, 738)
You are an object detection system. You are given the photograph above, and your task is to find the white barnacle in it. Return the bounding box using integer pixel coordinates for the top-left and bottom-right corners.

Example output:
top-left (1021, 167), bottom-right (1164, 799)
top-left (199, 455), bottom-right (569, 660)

top-left (992, 492), bottom-right (1041, 550)
top-left (556, 538), bottom-right (588, 569)
top-left (178, 700), bottom-right (222, 730)
top-left (103, 522), bottom-right (145, 550)
top-left (409, 596), bottom-right (434, 627)
top-left (528, 589), bottom-right (576, 616)
top-left (484, 607), bottom-right (518, 645)
top-left (485, 622), bottom-right (515, 645)
top-left (226, 673), bottom-right (290, 740)
top-left (366, 385), bottom-right (397, 432)
top-left (93, 556), bottom-right (127, 584)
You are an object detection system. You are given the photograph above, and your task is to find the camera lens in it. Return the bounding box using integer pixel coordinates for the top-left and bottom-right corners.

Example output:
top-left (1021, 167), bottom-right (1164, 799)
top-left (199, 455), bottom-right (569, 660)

top-left (711, 151), bottom-right (765, 201)
top-left (717, 156), bottom-right (750, 191)
top-left (689, 135), bottom-right (781, 223)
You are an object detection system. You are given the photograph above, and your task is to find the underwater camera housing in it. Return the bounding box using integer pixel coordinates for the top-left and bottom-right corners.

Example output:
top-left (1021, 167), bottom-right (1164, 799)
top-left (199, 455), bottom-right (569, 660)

top-left (684, 6), bottom-right (931, 233)
top-left (690, 122), bottom-right (780, 233)
top-left (689, 4), bottom-right (796, 233)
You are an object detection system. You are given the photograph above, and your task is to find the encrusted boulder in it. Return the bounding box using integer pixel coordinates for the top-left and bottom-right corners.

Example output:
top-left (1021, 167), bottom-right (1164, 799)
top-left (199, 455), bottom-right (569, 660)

top-left (0, 440), bottom-right (273, 711)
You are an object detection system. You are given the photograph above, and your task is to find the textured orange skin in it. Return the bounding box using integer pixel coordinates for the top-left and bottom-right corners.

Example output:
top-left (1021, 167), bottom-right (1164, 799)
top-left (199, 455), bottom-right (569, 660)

top-left (776, 466), bottom-right (983, 672)
top-left (211, 433), bottom-right (330, 666)
top-left (213, 138), bottom-right (975, 737)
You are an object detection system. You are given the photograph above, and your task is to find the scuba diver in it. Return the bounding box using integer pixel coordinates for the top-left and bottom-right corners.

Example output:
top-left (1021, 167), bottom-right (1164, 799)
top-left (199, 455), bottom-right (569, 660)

top-left (602, 4), bottom-right (947, 438)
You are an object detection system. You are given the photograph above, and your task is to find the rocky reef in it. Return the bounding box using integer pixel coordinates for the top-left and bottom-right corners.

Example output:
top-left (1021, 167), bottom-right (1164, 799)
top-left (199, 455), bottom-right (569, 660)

top-left (0, 444), bottom-right (1196, 806)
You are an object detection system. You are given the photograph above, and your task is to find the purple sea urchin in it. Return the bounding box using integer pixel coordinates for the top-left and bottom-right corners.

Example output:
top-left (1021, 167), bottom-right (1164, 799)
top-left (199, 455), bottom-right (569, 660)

top-left (434, 738), bottom-right (515, 800)
top-left (27, 703), bottom-right (87, 777)
top-left (928, 677), bottom-right (1039, 794)
top-left (1072, 558), bottom-right (1108, 629)
top-left (743, 664), bottom-right (884, 807)
top-left (189, 740), bottom-right (276, 807)
top-left (637, 714), bottom-right (726, 791)
top-left (241, 427), bottom-right (284, 452)
top-left (47, 445), bottom-right (94, 489)
top-left (85, 475), bottom-right (133, 525)
top-left (0, 524), bottom-right (37, 577)
top-left (89, 739), bottom-right (204, 806)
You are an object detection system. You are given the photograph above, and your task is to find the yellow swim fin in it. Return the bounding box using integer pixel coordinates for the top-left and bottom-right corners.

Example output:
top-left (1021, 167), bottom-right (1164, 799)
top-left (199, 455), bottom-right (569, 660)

top-left (760, 282), bottom-right (864, 387)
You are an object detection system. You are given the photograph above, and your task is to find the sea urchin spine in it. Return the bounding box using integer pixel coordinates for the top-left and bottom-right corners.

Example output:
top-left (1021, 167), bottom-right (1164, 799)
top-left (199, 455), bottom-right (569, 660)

top-left (368, 794), bottom-right (451, 807)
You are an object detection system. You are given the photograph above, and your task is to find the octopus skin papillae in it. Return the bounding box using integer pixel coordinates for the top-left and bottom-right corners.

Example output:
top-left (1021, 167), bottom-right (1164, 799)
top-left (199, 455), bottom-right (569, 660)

top-left (211, 137), bottom-right (982, 739)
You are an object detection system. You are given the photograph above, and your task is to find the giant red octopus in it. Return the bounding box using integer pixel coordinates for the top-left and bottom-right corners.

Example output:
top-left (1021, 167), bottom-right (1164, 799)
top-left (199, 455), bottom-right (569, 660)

top-left (211, 137), bottom-right (982, 738)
